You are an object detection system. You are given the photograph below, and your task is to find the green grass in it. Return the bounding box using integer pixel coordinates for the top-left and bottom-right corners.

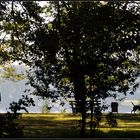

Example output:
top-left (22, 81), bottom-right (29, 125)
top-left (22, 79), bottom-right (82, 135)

top-left (16, 113), bottom-right (140, 138)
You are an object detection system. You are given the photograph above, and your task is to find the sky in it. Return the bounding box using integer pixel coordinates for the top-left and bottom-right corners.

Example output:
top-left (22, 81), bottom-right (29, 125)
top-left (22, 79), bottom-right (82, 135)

top-left (0, 63), bottom-right (139, 114)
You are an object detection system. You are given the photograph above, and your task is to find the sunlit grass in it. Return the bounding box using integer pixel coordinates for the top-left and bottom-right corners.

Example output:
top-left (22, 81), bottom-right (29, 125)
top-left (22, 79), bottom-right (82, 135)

top-left (17, 113), bottom-right (140, 138)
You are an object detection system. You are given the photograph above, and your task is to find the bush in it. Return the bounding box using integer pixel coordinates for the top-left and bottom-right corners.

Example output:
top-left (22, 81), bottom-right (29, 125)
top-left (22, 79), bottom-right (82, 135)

top-left (105, 112), bottom-right (117, 127)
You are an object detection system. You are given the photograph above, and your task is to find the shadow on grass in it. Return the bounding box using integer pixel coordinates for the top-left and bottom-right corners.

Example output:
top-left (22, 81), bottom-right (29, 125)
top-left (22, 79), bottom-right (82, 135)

top-left (19, 114), bottom-right (81, 137)
top-left (23, 127), bottom-right (140, 138)
top-left (18, 118), bottom-right (80, 128)
top-left (116, 114), bottom-right (140, 122)
top-left (23, 127), bottom-right (81, 138)
top-left (19, 113), bottom-right (140, 138)
top-left (94, 130), bottom-right (140, 138)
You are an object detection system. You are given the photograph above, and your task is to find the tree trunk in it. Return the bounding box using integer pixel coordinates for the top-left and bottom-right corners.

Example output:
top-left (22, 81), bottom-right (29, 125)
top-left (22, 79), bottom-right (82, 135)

top-left (90, 99), bottom-right (93, 137)
top-left (65, 48), bottom-right (86, 136)
top-left (73, 73), bottom-right (86, 137)
top-left (80, 93), bottom-right (86, 137)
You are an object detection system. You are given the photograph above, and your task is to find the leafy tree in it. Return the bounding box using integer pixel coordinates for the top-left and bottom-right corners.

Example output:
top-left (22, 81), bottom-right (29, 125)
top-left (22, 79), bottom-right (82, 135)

top-left (2, 1), bottom-right (140, 137)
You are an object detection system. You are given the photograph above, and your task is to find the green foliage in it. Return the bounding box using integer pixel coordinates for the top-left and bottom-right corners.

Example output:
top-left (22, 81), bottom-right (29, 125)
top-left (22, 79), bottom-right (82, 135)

top-left (13, 1), bottom-right (140, 99)
top-left (0, 95), bottom-right (35, 138)
top-left (1, 1), bottom-right (140, 100)
top-left (1, 64), bottom-right (24, 81)
top-left (0, 44), bottom-right (10, 64)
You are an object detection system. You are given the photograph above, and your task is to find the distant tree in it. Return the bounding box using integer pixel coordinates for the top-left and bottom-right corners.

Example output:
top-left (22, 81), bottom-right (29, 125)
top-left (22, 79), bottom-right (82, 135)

top-left (41, 99), bottom-right (52, 113)
top-left (138, 99), bottom-right (140, 104)
top-left (60, 108), bottom-right (67, 113)
top-left (0, 63), bottom-right (24, 82)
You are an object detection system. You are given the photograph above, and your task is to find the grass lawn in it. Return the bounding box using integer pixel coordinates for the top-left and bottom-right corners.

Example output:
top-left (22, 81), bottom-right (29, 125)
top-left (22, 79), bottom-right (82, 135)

top-left (17, 113), bottom-right (140, 138)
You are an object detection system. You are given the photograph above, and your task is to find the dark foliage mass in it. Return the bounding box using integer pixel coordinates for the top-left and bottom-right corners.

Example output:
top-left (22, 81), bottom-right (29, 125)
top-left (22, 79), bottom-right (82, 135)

top-left (0, 112), bottom-right (23, 137)
top-left (1, 1), bottom-right (140, 137)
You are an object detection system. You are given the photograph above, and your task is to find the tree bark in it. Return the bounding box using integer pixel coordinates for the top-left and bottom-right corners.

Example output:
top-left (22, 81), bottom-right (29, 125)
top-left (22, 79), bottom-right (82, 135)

top-left (72, 73), bottom-right (86, 137)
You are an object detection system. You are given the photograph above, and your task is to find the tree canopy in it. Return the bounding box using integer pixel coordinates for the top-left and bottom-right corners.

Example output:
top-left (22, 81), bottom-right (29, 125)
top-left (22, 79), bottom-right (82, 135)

top-left (1, 1), bottom-right (140, 136)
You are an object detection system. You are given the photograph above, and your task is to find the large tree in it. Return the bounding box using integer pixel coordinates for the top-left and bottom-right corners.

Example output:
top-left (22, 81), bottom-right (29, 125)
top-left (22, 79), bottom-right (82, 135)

top-left (1, 1), bottom-right (140, 136)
